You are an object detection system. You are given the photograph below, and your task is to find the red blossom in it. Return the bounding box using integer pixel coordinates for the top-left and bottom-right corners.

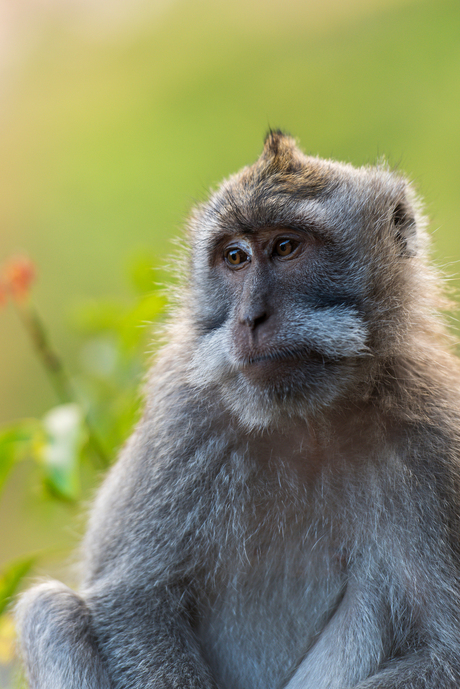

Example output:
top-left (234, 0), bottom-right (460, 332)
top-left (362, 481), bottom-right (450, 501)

top-left (1, 256), bottom-right (36, 303)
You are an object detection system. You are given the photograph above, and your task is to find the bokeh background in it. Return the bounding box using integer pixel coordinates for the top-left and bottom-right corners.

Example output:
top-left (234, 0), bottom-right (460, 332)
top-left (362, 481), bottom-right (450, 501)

top-left (1, 0), bottom-right (460, 683)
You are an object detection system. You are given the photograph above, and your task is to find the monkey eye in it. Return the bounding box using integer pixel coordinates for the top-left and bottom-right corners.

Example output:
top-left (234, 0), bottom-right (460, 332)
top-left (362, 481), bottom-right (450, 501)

top-left (224, 247), bottom-right (250, 268)
top-left (273, 238), bottom-right (300, 259)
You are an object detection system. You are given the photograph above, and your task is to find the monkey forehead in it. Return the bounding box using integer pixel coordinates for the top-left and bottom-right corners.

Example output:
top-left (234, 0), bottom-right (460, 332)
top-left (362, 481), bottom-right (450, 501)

top-left (190, 163), bottom-right (402, 249)
top-left (187, 133), bottom-right (407, 247)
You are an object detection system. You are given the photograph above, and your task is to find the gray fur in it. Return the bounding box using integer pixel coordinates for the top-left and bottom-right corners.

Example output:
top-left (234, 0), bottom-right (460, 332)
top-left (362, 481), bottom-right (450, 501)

top-left (16, 132), bottom-right (460, 688)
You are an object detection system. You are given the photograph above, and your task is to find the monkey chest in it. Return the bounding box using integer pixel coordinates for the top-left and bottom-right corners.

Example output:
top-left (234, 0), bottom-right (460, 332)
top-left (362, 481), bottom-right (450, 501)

top-left (196, 550), bottom-right (346, 689)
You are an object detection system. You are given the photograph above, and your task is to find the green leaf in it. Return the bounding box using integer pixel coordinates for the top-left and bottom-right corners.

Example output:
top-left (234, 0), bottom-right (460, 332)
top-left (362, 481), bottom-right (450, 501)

top-left (79, 336), bottom-right (118, 379)
top-left (119, 293), bottom-right (167, 350)
top-left (0, 422), bottom-right (37, 495)
top-left (0, 556), bottom-right (35, 616)
top-left (72, 299), bottom-right (126, 334)
top-left (128, 252), bottom-right (157, 294)
top-left (35, 404), bottom-right (85, 501)
top-left (128, 252), bottom-right (172, 295)
top-left (0, 431), bottom-right (20, 497)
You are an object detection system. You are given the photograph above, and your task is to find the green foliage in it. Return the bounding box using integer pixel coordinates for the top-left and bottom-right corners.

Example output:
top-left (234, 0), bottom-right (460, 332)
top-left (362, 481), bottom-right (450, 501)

top-left (37, 404), bottom-right (85, 501)
top-left (72, 269), bottom-right (167, 456)
top-left (0, 558), bottom-right (35, 618)
top-left (0, 409), bottom-right (84, 502)
top-left (0, 425), bottom-right (35, 496)
top-left (0, 255), bottom-right (166, 649)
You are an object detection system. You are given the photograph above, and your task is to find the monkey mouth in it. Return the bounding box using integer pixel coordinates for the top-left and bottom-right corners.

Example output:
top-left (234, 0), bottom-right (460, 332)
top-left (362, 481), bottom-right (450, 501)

top-left (247, 351), bottom-right (301, 365)
top-left (240, 346), bottom-right (323, 368)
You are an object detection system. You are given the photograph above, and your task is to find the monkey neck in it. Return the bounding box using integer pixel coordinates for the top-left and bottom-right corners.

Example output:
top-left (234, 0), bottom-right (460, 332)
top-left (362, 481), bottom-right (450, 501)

top-left (239, 401), bottom-right (386, 484)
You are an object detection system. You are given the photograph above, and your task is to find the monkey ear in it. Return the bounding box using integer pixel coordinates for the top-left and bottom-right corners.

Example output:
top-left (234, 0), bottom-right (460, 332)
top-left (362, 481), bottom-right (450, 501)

top-left (391, 197), bottom-right (417, 257)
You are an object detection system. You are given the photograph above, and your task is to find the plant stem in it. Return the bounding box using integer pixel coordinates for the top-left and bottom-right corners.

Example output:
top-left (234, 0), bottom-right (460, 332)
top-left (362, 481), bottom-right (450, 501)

top-left (15, 302), bottom-right (109, 469)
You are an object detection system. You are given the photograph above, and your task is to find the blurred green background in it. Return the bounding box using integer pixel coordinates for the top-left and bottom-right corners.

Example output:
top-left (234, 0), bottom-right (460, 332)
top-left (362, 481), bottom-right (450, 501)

top-left (1, 0), bottom-right (460, 680)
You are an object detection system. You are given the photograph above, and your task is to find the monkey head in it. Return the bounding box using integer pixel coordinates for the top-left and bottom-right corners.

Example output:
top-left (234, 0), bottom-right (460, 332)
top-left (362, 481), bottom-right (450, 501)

top-left (186, 132), bottom-right (431, 430)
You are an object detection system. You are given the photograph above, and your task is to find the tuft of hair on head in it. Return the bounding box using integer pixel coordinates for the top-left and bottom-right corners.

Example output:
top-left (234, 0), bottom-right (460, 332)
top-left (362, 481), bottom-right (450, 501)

top-left (259, 129), bottom-right (303, 174)
top-left (253, 130), bottom-right (331, 199)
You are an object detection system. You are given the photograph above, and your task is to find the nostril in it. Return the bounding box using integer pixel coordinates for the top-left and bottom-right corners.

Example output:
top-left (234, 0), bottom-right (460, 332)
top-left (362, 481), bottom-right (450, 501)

top-left (252, 312), bottom-right (268, 329)
top-left (243, 311), bottom-right (269, 329)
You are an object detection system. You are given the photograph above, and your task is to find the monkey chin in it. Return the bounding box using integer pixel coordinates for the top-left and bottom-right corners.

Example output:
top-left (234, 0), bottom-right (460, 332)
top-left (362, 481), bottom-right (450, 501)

top-left (223, 356), bottom-right (359, 433)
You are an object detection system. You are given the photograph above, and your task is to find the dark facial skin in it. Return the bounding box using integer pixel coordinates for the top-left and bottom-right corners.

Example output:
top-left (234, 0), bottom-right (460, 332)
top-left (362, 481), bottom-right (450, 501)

top-left (215, 228), bottom-right (321, 378)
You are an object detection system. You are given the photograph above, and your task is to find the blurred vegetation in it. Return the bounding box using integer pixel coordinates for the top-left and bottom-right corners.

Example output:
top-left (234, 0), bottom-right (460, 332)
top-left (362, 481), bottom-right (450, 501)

top-left (1, 0), bottom-right (460, 683)
top-left (0, 252), bottom-right (166, 682)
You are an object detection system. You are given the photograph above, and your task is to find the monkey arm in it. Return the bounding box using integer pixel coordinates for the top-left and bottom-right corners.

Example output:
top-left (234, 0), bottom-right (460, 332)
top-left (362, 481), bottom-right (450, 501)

top-left (17, 578), bottom-right (217, 689)
top-left (73, 389), bottom-right (225, 689)
top-left (283, 563), bottom-right (460, 689)
top-left (85, 583), bottom-right (218, 689)
top-left (282, 571), bottom-right (388, 689)
top-left (16, 580), bottom-right (113, 689)
top-left (283, 454), bottom-right (460, 689)
top-left (17, 431), bottom-right (224, 688)
top-left (354, 652), bottom-right (459, 689)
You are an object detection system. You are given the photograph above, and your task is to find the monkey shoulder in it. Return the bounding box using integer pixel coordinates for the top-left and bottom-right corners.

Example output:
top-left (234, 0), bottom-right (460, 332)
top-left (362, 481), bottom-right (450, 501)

top-left (81, 355), bottom-right (243, 589)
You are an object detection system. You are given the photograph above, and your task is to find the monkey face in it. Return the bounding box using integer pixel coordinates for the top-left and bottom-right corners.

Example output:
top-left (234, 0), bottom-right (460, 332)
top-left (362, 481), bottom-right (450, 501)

top-left (189, 218), bottom-right (369, 429)
top-left (187, 132), bottom-right (425, 429)
top-left (214, 226), bottom-right (366, 385)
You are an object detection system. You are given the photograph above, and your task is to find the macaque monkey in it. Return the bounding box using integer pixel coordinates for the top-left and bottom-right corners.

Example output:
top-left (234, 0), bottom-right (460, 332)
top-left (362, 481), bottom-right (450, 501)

top-left (17, 132), bottom-right (460, 688)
